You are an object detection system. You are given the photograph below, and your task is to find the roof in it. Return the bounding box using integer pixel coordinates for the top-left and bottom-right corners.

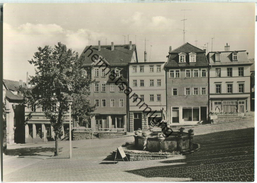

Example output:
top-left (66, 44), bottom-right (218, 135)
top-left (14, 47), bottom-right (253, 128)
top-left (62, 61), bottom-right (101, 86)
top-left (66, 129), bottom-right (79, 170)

top-left (165, 42), bottom-right (208, 68)
top-left (6, 90), bottom-right (23, 101)
top-left (249, 58), bottom-right (255, 72)
top-left (80, 44), bottom-right (138, 67)
top-left (129, 61), bottom-right (165, 65)
top-left (3, 79), bottom-right (26, 91)
top-left (3, 79), bottom-right (25, 102)
top-left (208, 51), bottom-right (252, 65)
top-left (170, 42), bottom-right (205, 53)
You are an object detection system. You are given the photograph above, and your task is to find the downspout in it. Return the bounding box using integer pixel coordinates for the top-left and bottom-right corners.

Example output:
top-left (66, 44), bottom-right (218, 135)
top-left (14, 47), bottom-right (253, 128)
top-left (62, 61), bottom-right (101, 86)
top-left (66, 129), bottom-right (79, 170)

top-left (207, 56), bottom-right (210, 123)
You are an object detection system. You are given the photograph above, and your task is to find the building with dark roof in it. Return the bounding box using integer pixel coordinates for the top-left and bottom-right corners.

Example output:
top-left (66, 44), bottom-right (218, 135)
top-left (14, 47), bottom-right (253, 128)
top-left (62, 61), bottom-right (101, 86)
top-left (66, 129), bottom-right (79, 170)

top-left (164, 42), bottom-right (209, 125)
top-left (79, 41), bottom-right (138, 132)
top-left (207, 43), bottom-right (252, 114)
top-left (3, 79), bottom-right (25, 144)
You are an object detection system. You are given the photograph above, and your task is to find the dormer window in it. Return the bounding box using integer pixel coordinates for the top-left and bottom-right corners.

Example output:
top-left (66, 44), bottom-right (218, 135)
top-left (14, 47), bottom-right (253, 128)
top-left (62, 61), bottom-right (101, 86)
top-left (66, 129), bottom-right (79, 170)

top-left (189, 52), bottom-right (196, 62)
top-left (232, 52), bottom-right (238, 61)
top-left (215, 52), bottom-right (220, 62)
top-left (179, 52), bottom-right (186, 63)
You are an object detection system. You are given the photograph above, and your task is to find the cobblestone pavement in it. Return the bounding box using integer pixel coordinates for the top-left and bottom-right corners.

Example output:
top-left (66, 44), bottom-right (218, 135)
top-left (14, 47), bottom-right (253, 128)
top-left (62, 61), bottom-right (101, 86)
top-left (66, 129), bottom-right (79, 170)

top-left (127, 128), bottom-right (254, 181)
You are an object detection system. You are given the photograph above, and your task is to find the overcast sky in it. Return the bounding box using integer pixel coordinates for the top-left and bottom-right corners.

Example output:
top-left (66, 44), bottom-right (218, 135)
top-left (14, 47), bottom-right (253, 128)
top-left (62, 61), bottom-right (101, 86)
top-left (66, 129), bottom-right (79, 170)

top-left (3, 3), bottom-right (255, 81)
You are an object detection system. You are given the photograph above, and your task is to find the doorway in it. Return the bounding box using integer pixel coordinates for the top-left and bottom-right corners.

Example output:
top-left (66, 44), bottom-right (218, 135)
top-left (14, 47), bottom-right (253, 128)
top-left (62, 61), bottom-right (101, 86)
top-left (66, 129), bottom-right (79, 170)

top-left (134, 113), bottom-right (142, 131)
top-left (201, 107), bottom-right (207, 122)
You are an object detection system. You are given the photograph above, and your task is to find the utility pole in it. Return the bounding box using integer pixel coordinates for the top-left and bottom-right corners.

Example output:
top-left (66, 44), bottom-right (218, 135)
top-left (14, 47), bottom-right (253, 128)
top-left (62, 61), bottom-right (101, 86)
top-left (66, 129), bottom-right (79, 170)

top-left (211, 37), bottom-right (214, 51)
top-left (181, 9), bottom-right (191, 44)
top-left (123, 35), bottom-right (126, 44)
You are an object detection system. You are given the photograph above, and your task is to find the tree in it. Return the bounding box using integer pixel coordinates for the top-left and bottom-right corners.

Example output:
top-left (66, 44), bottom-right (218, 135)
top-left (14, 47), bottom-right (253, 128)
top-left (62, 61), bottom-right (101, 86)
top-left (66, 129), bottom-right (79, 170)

top-left (22, 42), bottom-right (95, 156)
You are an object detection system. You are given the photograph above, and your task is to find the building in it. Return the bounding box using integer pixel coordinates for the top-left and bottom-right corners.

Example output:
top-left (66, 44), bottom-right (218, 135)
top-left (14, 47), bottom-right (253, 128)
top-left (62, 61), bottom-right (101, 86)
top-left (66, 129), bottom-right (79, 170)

top-left (250, 58), bottom-right (255, 111)
top-left (207, 43), bottom-right (252, 114)
top-left (128, 61), bottom-right (166, 131)
top-left (164, 43), bottom-right (209, 125)
top-left (80, 41), bottom-right (138, 132)
top-left (3, 79), bottom-right (25, 144)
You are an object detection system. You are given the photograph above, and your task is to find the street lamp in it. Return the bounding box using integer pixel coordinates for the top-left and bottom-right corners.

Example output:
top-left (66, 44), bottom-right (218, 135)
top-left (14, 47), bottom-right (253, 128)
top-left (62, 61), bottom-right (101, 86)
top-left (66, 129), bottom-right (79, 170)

top-left (67, 97), bottom-right (73, 159)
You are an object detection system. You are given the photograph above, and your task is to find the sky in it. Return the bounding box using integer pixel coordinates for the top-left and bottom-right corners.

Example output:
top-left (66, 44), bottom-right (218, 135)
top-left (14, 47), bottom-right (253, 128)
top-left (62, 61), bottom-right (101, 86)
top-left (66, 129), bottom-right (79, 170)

top-left (3, 3), bottom-right (255, 81)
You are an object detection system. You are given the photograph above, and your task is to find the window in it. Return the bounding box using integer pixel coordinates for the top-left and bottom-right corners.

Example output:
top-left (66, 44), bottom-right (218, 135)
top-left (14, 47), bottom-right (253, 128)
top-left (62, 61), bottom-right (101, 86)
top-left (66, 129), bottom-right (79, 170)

top-left (157, 79), bottom-right (161, 87)
top-left (101, 69), bottom-right (105, 77)
top-left (132, 96), bottom-right (137, 102)
top-left (216, 68), bottom-right (221, 77)
top-left (110, 99), bottom-right (115, 107)
top-left (132, 66), bottom-right (137, 73)
top-left (202, 87), bottom-right (206, 95)
top-left (227, 68), bottom-right (232, 77)
top-left (216, 84), bottom-right (221, 94)
top-left (95, 83), bottom-right (99, 92)
top-left (185, 88), bottom-right (190, 95)
top-left (110, 84), bottom-right (115, 92)
top-left (150, 65), bottom-right (154, 72)
top-left (186, 70), bottom-right (191, 78)
top-left (202, 70), bottom-right (207, 77)
top-left (173, 88), bottom-right (178, 96)
top-left (140, 80), bottom-right (144, 87)
top-left (157, 94), bottom-right (161, 102)
top-left (140, 66), bottom-right (144, 73)
top-left (239, 83), bottom-right (244, 93)
top-left (150, 79), bottom-right (154, 87)
top-left (193, 70), bottom-right (199, 77)
top-left (140, 95), bottom-right (144, 101)
top-left (215, 53), bottom-right (220, 62)
top-left (194, 88), bottom-right (199, 95)
top-left (227, 84), bottom-right (233, 93)
top-left (95, 68), bottom-right (99, 77)
top-left (232, 52), bottom-right (238, 61)
top-left (133, 80), bottom-right (137, 87)
top-left (115, 69), bottom-right (120, 77)
top-left (157, 65), bottom-right (161, 72)
top-left (102, 99), bottom-right (106, 107)
top-left (169, 70), bottom-right (174, 78)
top-left (179, 52), bottom-right (186, 63)
top-left (182, 107), bottom-right (199, 121)
top-left (150, 94), bottom-right (154, 102)
top-left (119, 99), bottom-right (124, 107)
top-left (95, 99), bottom-right (99, 107)
top-left (101, 84), bottom-right (106, 92)
top-left (238, 67), bottom-right (244, 76)
top-left (176, 70), bottom-right (180, 78)
top-left (189, 52), bottom-right (196, 62)
top-left (170, 69), bottom-right (180, 78)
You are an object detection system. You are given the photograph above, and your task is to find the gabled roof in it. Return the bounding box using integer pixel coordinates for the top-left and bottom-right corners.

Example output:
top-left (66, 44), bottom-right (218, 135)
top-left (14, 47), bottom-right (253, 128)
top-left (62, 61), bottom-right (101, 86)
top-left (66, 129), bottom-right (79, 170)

top-left (165, 43), bottom-right (208, 68)
top-left (80, 44), bottom-right (138, 67)
top-left (170, 42), bottom-right (205, 53)
top-left (3, 79), bottom-right (26, 91)
top-left (3, 79), bottom-right (25, 101)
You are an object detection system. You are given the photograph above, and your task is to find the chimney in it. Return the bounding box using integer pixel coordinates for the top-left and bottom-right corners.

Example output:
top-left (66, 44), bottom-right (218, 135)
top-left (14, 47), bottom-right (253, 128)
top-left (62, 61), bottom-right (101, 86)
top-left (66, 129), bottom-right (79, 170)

top-left (129, 41), bottom-right (132, 50)
top-left (98, 40), bottom-right (101, 51)
top-left (169, 46), bottom-right (172, 53)
top-left (203, 49), bottom-right (206, 53)
top-left (111, 42), bottom-right (114, 51)
top-left (224, 43), bottom-right (230, 51)
top-left (144, 51), bottom-right (147, 62)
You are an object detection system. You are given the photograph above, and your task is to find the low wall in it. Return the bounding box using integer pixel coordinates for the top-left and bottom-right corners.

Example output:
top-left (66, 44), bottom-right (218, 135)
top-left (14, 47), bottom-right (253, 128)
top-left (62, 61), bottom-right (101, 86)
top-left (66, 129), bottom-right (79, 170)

top-left (73, 131), bottom-right (126, 140)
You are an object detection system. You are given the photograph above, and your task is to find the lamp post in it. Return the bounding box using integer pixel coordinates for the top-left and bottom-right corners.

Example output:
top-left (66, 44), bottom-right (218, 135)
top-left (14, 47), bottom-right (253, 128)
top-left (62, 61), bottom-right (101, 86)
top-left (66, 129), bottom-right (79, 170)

top-left (67, 98), bottom-right (73, 159)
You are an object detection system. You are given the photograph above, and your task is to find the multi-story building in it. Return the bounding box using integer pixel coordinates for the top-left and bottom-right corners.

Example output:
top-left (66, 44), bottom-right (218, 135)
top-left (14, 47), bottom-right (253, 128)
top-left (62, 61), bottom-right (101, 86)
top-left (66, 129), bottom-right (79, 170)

top-left (164, 43), bottom-right (209, 125)
top-left (3, 79), bottom-right (25, 144)
top-left (207, 43), bottom-right (252, 113)
top-left (80, 41), bottom-right (138, 132)
top-left (128, 61), bottom-right (166, 131)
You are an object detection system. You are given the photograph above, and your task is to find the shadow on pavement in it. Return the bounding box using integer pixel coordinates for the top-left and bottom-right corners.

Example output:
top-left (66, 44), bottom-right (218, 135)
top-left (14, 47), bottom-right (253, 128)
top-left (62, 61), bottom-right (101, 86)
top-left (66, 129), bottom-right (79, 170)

top-left (4, 147), bottom-right (56, 156)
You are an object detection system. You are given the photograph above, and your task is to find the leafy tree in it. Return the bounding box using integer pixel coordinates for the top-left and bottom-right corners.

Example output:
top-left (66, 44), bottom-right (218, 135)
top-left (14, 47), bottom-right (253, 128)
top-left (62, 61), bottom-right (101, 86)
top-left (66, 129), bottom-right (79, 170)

top-left (22, 42), bottom-right (95, 156)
